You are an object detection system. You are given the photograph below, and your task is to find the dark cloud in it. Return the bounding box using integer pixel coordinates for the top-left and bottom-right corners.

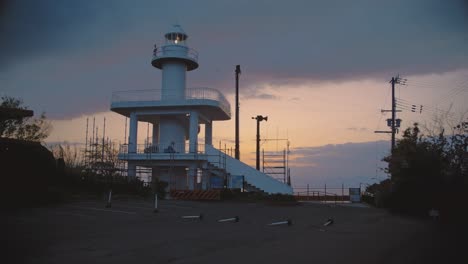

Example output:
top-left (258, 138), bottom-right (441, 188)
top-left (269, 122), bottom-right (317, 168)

top-left (290, 141), bottom-right (389, 187)
top-left (1, 0), bottom-right (467, 118)
top-left (0, 0), bottom-right (141, 69)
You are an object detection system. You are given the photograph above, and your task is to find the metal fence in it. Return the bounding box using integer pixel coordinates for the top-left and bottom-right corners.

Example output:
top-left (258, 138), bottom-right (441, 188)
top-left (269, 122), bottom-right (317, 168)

top-left (293, 185), bottom-right (356, 202)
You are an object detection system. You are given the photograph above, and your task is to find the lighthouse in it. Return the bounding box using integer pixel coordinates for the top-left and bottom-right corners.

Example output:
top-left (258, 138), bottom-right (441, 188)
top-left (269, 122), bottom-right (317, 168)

top-left (111, 25), bottom-right (293, 195)
top-left (152, 25), bottom-right (199, 157)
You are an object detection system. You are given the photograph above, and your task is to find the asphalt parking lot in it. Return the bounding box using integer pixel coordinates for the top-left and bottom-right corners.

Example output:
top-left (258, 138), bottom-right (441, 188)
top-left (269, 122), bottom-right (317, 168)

top-left (2, 197), bottom-right (461, 264)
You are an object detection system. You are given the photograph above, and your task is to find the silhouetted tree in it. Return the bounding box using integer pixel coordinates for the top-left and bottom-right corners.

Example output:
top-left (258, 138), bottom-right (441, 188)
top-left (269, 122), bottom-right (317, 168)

top-left (0, 96), bottom-right (51, 142)
top-left (50, 142), bottom-right (84, 172)
top-left (383, 122), bottom-right (467, 215)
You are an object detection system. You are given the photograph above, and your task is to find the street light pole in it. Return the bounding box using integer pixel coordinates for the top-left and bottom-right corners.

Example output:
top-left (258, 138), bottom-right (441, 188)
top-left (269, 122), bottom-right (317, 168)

top-left (235, 65), bottom-right (241, 160)
top-left (252, 115), bottom-right (267, 170)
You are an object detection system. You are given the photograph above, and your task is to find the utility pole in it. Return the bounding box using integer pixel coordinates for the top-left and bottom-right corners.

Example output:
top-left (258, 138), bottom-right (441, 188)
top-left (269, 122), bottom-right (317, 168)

top-left (235, 65), bottom-right (241, 160)
top-left (375, 75), bottom-right (405, 153)
top-left (390, 77), bottom-right (396, 152)
top-left (252, 115), bottom-right (268, 170)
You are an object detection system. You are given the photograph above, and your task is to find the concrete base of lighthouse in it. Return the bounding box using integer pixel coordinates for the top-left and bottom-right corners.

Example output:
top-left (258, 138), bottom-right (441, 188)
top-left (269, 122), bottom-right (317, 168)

top-left (150, 166), bottom-right (195, 191)
top-left (128, 163), bottom-right (137, 179)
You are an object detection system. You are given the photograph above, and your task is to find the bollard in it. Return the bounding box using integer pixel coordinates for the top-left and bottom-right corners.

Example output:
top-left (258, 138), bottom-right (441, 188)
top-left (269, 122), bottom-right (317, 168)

top-left (323, 218), bottom-right (334, 226)
top-left (105, 189), bottom-right (112, 208)
top-left (218, 216), bottom-right (239, 223)
top-left (429, 208), bottom-right (439, 221)
top-left (153, 194), bottom-right (158, 213)
top-left (182, 214), bottom-right (203, 220)
top-left (268, 219), bottom-right (292, 226)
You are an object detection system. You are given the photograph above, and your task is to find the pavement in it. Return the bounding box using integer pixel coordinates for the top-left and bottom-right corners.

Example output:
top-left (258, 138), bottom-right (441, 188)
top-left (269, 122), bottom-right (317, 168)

top-left (2, 197), bottom-right (463, 264)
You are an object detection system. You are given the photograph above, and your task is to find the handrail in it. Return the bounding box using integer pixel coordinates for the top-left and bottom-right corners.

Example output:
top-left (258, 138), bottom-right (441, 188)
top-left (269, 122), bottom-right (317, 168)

top-left (152, 44), bottom-right (198, 62)
top-left (118, 142), bottom-right (205, 155)
top-left (205, 145), bottom-right (293, 195)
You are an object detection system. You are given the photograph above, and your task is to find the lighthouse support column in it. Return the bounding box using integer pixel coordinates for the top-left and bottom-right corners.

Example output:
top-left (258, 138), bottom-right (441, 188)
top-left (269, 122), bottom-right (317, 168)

top-left (129, 112), bottom-right (138, 153)
top-left (205, 122), bottom-right (212, 145)
top-left (152, 123), bottom-right (159, 149)
top-left (188, 164), bottom-right (197, 190)
top-left (127, 112), bottom-right (138, 180)
top-left (189, 111), bottom-right (199, 153)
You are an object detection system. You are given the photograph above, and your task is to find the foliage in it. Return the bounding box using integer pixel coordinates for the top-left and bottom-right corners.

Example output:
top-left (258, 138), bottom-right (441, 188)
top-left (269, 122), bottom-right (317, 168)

top-left (0, 96), bottom-right (51, 142)
top-left (50, 141), bottom-right (154, 199)
top-left (50, 142), bottom-right (84, 171)
top-left (152, 178), bottom-right (168, 199)
top-left (364, 179), bottom-right (392, 207)
top-left (382, 122), bottom-right (467, 215)
top-left (84, 140), bottom-right (121, 177)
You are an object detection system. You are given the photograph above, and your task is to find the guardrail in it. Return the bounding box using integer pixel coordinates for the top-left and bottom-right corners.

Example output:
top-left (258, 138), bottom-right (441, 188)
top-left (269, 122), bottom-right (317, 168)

top-left (205, 145), bottom-right (293, 195)
top-left (293, 185), bottom-right (355, 202)
top-left (153, 44), bottom-right (198, 62)
top-left (294, 191), bottom-right (348, 203)
top-left (111, 87), bottom-right (231, 116)
top-left (119, 142), bottom-right (205, 155)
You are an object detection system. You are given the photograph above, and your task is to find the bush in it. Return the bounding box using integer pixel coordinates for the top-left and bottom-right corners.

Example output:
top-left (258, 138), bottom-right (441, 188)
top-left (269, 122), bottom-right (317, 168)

top-left (361, 194), bottom-right (374, 205)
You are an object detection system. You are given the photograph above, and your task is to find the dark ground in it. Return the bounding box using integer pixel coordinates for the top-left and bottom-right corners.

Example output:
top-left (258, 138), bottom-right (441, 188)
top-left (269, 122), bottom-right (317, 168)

top-left (2, 197), bottom-right (465, 264)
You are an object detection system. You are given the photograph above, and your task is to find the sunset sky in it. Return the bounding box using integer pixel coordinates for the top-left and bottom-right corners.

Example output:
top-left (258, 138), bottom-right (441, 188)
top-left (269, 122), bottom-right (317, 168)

top-left (1, 0), bottom-right (467, 188)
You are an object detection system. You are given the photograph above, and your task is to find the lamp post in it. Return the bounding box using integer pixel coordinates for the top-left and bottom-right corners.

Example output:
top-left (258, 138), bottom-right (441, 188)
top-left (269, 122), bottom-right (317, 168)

top-left (252, 115), bottom-right (268, 170)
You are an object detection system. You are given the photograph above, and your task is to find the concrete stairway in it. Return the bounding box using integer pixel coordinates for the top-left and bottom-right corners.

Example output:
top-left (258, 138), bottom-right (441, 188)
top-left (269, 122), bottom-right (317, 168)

top-left (205, 145), bottom-right (293, 195)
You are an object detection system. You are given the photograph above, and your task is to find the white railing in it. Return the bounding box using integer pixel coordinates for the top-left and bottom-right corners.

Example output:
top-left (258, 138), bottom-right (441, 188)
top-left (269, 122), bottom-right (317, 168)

top-left (119, 142), bottom-right (205, 155)
top-left (152, 44), bottom-right (198, 62)
top-left (112, 87), bottom-right (231, 116)
top-left (205, 145), bottom-right (293, 195)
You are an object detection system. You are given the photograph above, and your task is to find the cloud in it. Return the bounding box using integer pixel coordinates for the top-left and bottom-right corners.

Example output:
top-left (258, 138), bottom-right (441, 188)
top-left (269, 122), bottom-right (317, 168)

top-left (242, 91), bottom-right (278, 100)
top-left (241, 84), bottom-right (280, 100)
top-left (290, 141), bottom-right (390, 187)
top-left (1, 0), bottom-right (467, 118)
top-left (0, 0), bottom-right (143, 69)
top-left (346, 127), bottom-right (369, 132)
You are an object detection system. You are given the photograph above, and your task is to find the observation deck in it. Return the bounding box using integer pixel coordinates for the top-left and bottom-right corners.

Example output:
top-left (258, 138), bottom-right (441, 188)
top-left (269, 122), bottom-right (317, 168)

top-left (111, 87), bottom-right (231, 120)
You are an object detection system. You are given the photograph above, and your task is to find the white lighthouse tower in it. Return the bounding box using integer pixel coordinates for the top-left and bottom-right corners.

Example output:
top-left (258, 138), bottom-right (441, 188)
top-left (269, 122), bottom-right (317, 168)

top-left (111, 25), bottom-right (293, 195)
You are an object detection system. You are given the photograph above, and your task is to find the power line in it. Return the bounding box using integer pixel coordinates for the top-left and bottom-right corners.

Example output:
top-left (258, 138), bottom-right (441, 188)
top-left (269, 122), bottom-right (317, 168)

top-left (396, 98), bottom-right (457, 118)
top-left (405, 77), bottom-right (468, 107)
top-left (435, 86), bottom-right (468, 106)
top-left (374, 82), bottom-right (392, 132)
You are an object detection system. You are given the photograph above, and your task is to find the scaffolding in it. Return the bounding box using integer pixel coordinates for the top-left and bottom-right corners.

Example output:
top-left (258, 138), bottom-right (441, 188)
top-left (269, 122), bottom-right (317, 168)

top-left (262, 139), bottom-right (291, 185)
top-left (82, 117), bottom-right (127, 177)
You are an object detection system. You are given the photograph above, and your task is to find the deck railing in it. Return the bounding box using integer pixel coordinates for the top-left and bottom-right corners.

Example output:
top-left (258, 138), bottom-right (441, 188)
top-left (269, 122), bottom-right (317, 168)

top-left (112, 87), bottom-right (231, 116)
top-left (152, 44), bottom-right (198, 62)
top-left (119, 142), bottom-right (206, 155)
